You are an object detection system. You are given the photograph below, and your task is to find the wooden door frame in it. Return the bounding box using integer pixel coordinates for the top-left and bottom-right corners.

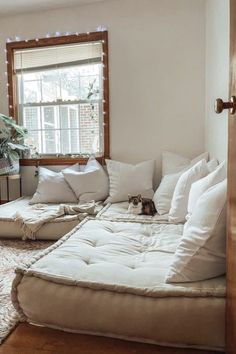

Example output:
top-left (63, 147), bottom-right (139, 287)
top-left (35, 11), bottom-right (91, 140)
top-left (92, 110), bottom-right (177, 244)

top-left (226, 1), bottom-right (236, 353)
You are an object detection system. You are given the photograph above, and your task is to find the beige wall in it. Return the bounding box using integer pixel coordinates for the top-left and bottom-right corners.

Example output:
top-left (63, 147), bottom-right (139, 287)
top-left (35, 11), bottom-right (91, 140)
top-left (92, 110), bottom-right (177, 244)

top-left (205, 0), bottom-right (229, 162)
top-left (0, 0), bottom-right (206, 196)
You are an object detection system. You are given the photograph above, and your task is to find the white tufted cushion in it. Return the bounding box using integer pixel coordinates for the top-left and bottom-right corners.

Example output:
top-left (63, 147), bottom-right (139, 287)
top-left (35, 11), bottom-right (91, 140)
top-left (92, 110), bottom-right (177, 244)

top-left (29, 219), bottom-right (184, 286)
top-left (15, 218), bottom-right (226, 295)
top-left (97, 201), bottom-right (169, 223)
top-left (14, 218), bottom-right (226, 351)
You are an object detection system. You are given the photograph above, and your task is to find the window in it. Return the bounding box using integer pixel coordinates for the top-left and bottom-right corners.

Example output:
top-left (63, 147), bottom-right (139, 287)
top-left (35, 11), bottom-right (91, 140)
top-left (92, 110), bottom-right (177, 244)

top-left (6, 32), bottom-right (109, 165)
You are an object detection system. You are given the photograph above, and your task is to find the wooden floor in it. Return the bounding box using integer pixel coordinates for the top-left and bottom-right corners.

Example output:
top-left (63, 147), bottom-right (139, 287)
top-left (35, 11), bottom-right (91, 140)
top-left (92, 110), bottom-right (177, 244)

top-left (0, 323), bottom-right (223, 354)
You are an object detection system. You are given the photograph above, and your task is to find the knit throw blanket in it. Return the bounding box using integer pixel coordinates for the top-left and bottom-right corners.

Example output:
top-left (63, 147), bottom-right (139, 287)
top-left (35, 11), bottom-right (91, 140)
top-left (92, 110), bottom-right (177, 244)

top-left (14, 202), bottom-right (97, 240)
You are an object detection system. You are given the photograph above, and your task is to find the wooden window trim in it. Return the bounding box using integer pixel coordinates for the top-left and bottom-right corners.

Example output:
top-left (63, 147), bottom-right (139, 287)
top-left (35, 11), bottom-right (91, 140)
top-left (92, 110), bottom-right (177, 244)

top-left (6, 31), bottom-right (110, 166)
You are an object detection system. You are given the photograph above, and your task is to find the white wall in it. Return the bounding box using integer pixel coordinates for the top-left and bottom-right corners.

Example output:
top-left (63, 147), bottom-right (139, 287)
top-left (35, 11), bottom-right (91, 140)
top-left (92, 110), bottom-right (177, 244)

top-left (205, 0), bottom-right (229, 162)
top-left (0, 0), bottom-right (206, 196)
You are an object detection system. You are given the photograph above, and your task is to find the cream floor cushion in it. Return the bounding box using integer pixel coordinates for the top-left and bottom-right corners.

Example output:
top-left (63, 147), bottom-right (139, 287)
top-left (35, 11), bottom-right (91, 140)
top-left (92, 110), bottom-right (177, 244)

top-left (0, 197), bottom-right (85, 240)
top-left (97, 201), bottom-right (170, 223)
top-left (12, 218), bottom-right (225, 351)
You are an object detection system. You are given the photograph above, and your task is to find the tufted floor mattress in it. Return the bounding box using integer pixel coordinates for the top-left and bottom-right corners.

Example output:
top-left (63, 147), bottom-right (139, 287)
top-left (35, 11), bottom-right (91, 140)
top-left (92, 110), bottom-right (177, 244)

top-left (12, 217), bottom-right (225, 351)
top-left (0, 197), bottom-right (95, 240)
top-left (97, 201), bottom-right (170, 223)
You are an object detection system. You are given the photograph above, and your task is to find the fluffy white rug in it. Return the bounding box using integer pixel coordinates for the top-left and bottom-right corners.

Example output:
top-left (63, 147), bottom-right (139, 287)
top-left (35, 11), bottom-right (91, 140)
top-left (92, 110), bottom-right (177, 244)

top-left (0, 239), bottom-right (52, 344)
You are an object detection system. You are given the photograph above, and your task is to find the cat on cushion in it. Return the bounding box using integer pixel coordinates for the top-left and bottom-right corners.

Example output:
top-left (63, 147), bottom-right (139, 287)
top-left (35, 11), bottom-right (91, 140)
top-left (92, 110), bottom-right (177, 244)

top-left (128, 194), bottom-right (142, 214)
top-left (128, 194), bottom-right (157, 216)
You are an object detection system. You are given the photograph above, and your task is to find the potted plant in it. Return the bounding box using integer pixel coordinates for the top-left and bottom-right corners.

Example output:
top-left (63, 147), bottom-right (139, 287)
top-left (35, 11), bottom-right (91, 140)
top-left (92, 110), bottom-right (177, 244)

top-left (0, 113), bottom-right (28, 175)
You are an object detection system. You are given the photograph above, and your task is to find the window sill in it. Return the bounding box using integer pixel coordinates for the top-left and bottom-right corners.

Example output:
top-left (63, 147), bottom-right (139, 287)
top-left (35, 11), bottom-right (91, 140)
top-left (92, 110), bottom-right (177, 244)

top-left (20, 156), bottom-right (109, 166)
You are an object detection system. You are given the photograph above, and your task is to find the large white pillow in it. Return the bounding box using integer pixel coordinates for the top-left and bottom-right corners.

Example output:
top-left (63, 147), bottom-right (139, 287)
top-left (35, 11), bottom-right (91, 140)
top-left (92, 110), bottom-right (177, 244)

top-left (30, 164), bottom-right (79, 204)
top-left (153, 152), bottom-right (209, 216)
top-left (105, 159), bottom-right (154, 203)
top-left (168, 160), bottom-right (208, 223)
top-left (187, 161), bottom-right (226, 216)
top-left (162, 151), bottom-right (209, 176)
top-left (153, 171), bottom-right (182, 215)
top-left (166, 179), bottom-right (227, 283)
top-left (207, 158), bottom-right (218, 173)
top-left (63, 157), bottom-right (109, 202)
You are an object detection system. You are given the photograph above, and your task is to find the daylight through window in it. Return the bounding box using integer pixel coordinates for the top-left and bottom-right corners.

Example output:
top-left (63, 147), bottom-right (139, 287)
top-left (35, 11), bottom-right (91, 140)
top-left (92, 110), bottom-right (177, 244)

top-left (13, 39), bottom-right (106, 157)
top-left (7, 31), bottom-right (109, 159)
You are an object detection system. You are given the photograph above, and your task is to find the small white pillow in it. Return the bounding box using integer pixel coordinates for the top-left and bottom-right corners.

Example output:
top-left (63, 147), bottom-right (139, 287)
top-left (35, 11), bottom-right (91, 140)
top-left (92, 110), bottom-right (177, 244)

top-left (30, 164), bottom-right (79, 204)
top-left (63, 157), bottom-right (109, 202)
top-left (166, 179), bottom-right (227, 283)
top-left (162, 151), bottom-right (209, 176)
top-left (105, 159), bottom-right (154, 203)
top-left (168, 160), bottom-right (208, 223)
top-left (187, 161), bottom-right (226, 216)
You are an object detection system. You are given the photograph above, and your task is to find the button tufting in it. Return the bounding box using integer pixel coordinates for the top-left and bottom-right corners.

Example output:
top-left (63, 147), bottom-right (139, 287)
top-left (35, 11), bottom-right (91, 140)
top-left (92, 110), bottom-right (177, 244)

top-left (83, 259), bottom-right (90, 265)
top-left (129, 264), bottom-right (135, 269)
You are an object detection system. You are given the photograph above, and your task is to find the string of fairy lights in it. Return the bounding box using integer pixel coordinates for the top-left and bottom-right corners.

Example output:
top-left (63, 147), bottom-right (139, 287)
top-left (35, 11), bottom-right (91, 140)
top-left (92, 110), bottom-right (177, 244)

top-left (2, 25), bottom-right (108, 157)
top-left (4, 25), bottom-right (107, 43)
top-left (3, 25), bottom-right (107, 104)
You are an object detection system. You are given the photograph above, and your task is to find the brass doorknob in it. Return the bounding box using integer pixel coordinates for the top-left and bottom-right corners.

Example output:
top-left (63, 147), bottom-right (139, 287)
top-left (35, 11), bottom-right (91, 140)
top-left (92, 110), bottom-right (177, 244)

top-left (215, 96), bottom-right (236, 114)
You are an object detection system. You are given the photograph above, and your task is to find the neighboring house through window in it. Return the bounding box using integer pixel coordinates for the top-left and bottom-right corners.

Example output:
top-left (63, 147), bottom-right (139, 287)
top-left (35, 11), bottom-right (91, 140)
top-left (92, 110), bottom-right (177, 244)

top-left (6, 31), bottom-right (109, 165)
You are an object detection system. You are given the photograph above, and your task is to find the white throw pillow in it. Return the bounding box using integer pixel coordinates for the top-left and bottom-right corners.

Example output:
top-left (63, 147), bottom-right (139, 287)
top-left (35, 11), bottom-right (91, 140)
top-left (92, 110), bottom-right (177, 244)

top-left (153, 171), bottom-right (182, 215)
top-left (207, 158), bottom-right (218, 173)
top-left (30, 164), bottom-right (79, 204)
top-left (187, 161), bottom-right (226, 216)
top-left (105, 159), bottom-right (154, 203)
top-left (153, 152), bottom-right (209, 216)
top-left (168, 160), bottom-right (208, 223)
top-left (63, 157), bottom-right (109, 202)
top-left (162, 151), bottom-right (209, 176)
top-left (166, 179), bottom-right (227, 283)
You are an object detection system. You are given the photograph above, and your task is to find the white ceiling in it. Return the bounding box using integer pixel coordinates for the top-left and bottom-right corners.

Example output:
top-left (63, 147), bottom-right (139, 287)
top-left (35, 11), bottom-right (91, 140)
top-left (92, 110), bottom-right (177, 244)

top-left (0, 0), bottom-right (106, 16)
